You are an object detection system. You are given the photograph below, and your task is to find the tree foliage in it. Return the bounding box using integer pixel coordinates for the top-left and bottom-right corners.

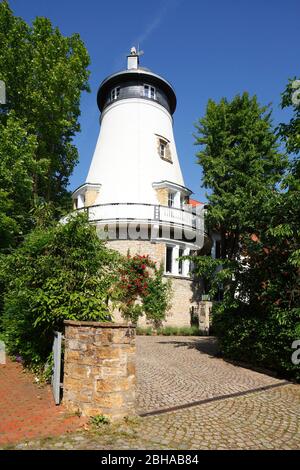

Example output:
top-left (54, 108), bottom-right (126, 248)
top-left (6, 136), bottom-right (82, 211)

top-left (0, 1), bottom-right (90, 247)
top-left (194, 91), bottom-right (300, 380)
top-left (195, 92), bottom-right (287, 261)
top-left (0, 113), bottom-right (39, 248)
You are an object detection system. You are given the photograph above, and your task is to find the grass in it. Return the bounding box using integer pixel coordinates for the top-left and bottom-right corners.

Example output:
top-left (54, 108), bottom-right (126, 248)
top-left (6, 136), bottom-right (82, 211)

top-left (136, 325), bottom-right (202, 336)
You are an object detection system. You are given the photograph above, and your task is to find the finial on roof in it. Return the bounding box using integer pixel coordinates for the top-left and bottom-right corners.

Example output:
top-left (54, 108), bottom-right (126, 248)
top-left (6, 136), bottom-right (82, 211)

top-left (127, 46), bottom-right (139, 70)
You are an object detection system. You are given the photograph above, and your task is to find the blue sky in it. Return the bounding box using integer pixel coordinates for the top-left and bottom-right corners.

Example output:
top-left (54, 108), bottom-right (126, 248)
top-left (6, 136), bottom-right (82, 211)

top-left (9, 0), bottom-right (300, 202)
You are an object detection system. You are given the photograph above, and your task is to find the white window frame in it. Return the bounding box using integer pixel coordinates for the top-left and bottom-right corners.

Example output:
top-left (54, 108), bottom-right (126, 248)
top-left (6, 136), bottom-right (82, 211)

top-left (168, 191), bottom-right (175, 208)
top-left (144, 84), bottom-right (156, 99)
top-left (159, 141), bottom-right (166, 158)
top-left (111, 86), bottom-right (120, 101)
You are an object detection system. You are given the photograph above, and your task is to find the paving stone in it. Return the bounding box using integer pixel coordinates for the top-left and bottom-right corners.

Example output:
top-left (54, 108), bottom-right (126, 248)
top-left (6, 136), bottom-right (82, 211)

top-left (136, 336), bottom-right (284, 413)
top-left (0, 359), bottom-right (86, 446)
top-left (1, 337), bottom-right (300, 450)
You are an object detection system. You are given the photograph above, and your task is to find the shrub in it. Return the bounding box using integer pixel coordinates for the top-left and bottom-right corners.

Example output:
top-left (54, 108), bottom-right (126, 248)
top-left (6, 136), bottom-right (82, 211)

top-left (213, 301), bottom-right (300, 381)
top-left (0, 214), bottom-right (172, 369)
top-left (157, 326), bottom-right (178, 336)
top-left (137, 325), bottom-right (201, 336)
top-left (157, 326), bottom-right (201, 336)
top-left (0, 214), bottom-right (122, 366)
top-left (179, 326), bottom-right (201, 336)
top-left (136, 326), bottom-right (153, 336)
top-left (117, 254), bottom-right (171, 327)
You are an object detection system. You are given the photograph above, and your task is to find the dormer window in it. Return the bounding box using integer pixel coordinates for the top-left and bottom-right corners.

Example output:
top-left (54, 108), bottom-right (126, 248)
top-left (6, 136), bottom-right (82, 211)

top-left (111, 86), bottom-right (120, 101)
top-left (144, 84), bottom-right (156, 99)
top-left (156, 135), bottom-right (172, 163)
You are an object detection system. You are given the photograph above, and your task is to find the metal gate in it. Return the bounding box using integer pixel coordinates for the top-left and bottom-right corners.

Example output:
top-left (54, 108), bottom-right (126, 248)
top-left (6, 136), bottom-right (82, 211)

top-left (51, 331), bottom-right (63, 405)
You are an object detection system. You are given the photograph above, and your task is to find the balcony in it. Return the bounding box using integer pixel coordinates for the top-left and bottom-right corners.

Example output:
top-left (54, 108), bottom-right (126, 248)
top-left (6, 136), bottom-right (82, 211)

top-left (80, 202), bottom-right (203, 231)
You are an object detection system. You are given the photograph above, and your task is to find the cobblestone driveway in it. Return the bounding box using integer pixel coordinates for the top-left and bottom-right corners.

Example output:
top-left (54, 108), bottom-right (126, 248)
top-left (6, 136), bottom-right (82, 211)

top-left (12, 383), bottom-right (300, 450)
top-left (2, 336), bottom-right (300, 450)
top-left (136, 336), bottom-right (285, 414)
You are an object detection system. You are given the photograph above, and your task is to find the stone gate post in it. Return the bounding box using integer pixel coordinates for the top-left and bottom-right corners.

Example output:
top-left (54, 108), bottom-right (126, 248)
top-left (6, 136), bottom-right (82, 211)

top-left (198, 301), bottom-right (213, 335)
top-left (63, 321), bottom-right (136, 421)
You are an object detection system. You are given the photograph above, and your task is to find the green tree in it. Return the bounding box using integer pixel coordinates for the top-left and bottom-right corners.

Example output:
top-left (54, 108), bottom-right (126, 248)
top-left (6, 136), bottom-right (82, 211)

top-left (0, 113), bottom-right (41, 249)
top-left (195, 92), bottom-right (286, 264)
top-left (280, 78), bottom-right (300, 161)
top-left (193, 92), bottom-right (300, 380)
top-left (0, 0), bottom-right (90, 220)
top-left (277, 77), bottom-right (300, 270)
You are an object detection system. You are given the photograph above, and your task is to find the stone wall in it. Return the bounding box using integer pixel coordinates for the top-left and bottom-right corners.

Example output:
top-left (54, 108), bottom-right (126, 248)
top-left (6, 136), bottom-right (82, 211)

top-left (135, 275), bottom-right (201, 328)
top-left (106, 239), bottom-right (165, 263)
top-left (85, 189), bottom-right (100, 207)
top-left (162, 276), bottom-right (200, 327)
top-left (155, 187), bottom-right (169, 205)
top-left (198, 301), bottom-right (213, 335)
top-left (63, 321), bottom-right (136, 421)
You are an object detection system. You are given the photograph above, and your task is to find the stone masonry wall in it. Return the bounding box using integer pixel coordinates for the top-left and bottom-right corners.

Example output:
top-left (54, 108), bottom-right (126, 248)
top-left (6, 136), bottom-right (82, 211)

top-left (162, 276), bottom-right (200, 327)
top-left (155, 188), bottom-right (169, 205)
top-left (106, 239), bottom-right (165, 263)
top-left (198, 301), bottom-right (213, 335)
top-left (63, 321), bottom-right (136, 421)
top-left (85, 189), bottom-right (100, 207)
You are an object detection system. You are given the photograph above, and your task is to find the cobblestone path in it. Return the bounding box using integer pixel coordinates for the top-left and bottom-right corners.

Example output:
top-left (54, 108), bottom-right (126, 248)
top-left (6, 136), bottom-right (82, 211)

top-left (9, 383), bottom-right (300, 450)
top-left (1, 336), bottom-right (300, 450)
top-left (136, 336), bottom-right (285, 413)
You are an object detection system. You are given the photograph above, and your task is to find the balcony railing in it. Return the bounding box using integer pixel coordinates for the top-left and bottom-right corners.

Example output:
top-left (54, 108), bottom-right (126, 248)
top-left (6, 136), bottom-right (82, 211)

top-left (78, 203), bottom-right (203, 230)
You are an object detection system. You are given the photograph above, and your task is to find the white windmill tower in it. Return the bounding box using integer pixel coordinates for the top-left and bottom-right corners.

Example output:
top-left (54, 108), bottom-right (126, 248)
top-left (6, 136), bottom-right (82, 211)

top-left (72, 48), bottom-right (204, 326)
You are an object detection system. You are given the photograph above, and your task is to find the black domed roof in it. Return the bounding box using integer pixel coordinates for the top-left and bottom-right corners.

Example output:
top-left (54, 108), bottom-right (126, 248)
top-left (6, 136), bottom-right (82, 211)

top-left (97, 67), bottom-right (177, 114)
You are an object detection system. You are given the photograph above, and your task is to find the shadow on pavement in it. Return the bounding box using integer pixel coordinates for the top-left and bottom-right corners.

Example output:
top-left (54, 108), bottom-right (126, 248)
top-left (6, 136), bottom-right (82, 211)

top-left (156, 336), bottom-right (220, 357)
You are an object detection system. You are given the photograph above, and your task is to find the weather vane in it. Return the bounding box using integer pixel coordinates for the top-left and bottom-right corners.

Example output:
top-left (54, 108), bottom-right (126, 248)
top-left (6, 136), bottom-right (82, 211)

top-left (129, 45), bottom-right (144, 57)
